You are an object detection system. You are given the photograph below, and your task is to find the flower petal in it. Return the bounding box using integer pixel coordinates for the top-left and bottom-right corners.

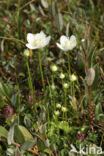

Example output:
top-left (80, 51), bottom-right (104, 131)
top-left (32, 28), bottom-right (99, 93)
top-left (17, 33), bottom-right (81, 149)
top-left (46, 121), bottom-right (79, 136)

top-left (60, 35), bottom-right (69, 45)
top-left (27, 33), bottom-right (36, 44)
top-left (70, 35), bottom-right (77, 47)
top-left (40, 31), bottom-right (46, 37)
top-left (26, 43), bottom-right (37, 49)
top-left (56, 43), bottom-right (64, 51)
top-left (46, 36), bottom-right (51, 44)
top-left (70, 35), bottom-right (76, 41)
top-left (56, 43), bottom-right (70, 51)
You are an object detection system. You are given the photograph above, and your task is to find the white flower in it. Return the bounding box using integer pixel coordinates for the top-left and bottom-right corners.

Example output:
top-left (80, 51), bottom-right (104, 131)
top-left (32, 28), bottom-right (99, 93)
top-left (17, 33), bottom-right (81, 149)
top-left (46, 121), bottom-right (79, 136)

top-left (26, 31), bottom-right (51, 49)
top-left (63, 83), bottom-right (69, 89)
top-left (24, 49), bottom-right (30, 57)
top-left (70, 74), bottom-right (77, 82)
top-left (50, 64), bottom-right (58, 72)
top-left (59, 73), bottom-right (65, 79)
top-left (56, 35), bottom-right (77, 51)
top-left (56, 103), bottom-right (61, 109)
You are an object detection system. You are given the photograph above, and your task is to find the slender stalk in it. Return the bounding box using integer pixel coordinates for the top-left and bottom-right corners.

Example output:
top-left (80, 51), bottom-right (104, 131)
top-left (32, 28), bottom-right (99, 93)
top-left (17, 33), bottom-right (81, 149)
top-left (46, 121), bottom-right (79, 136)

top-left (64, 88), bottom-right (67, 119)
top-left (67, 52), bottom-right (71, 75)
top-left (47, 78), bottom-right (52, 129)
top-left (38, 50), bottom-right (45, 90)
top-left (52, 74), bottom-right (56, 111)
top-left (72, 82), bottom-right (75, 97)
top-left (26, 58), bottom-right (36, 112)
top-left (71, 83), bottom-right (73, 96)
top-left (64, 89), bottom-right (67, 108)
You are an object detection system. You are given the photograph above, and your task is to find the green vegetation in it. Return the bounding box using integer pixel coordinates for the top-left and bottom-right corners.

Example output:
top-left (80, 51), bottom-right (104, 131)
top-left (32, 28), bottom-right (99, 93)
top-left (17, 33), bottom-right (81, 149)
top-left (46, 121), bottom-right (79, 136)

top-left (0, 0), bottom-right (104, 155)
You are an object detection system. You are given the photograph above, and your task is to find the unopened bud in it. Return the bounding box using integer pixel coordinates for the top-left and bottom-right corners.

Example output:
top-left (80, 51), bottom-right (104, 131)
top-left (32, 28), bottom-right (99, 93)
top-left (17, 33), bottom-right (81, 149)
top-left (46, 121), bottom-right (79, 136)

top-left (85, 67), bottom-right (95, 86)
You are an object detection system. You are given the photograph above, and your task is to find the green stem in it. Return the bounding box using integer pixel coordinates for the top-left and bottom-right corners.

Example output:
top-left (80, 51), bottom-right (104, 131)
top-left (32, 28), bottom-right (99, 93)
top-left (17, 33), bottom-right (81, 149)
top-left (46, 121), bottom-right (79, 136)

top-left (26, 58), bottom-right (36, 112)
top-left (64, 88), bottom-right (67, 119)
top-left (38, 50), bottom-right (45, 90)
top-left (52, 74), bottom-right (55, 111)
top-left (73, 82), bottom-right (75, 97)
top-left (71, 83), bottom-right (73, 96)
top-left (67, 52), bottom-right (71, 75)
top-left (47, 78), bottom-right (52, 130)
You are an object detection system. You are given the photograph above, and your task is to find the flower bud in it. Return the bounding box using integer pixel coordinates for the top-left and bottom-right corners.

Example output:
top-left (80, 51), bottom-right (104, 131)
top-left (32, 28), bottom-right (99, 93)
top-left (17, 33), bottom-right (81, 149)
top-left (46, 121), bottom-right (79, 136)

top-left (81, 39), bottom-right (85, 42)
top-left (70, 74), bottom-right (77, 82)
top-left (2, 106), bottom-right (15, 118)
top-left (59, 73), bottom-right (65, 79)
top-left (85, 67), bottom-right (95, 86)
top-left (56, 103), bottom-right (61, 109)
top-left (62, 106), bottom-right (67, 112)
top-left (63, 83), bottom-right (69, 89)
top-left (24, 49), bottom-right (30, 57)
top-left (50, 64), bottom-right (58, 72)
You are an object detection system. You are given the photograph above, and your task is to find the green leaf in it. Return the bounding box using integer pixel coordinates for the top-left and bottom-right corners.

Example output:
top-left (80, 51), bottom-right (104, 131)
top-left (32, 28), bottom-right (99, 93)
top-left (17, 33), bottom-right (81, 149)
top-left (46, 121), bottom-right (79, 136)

top-left (44, 148), bottom-right (52, 155)
top-left (0, 82), bottom-right (12, 102)
top-left (14, 125), bottom-right (33, 144)
top-left (11, 92), bottom-right (19, 106)
top-left (95, 103), bottom-right (103, 120)
top-left (87, 46), bottom-right (96, 67)
top-left (37, 140), bottom-right (46, 151)
top-left (0, 126), bottom-right (8, 139)
top-left (44, 139), bottom-right (50, 148)
top-left (20, 140), bottom-right (36, 150)
top-left (7, 124), bottom-right (16, 145)
top-left (55, 13), bottom-right (63, 31)
top-left (6, 148), bottom-right (14, 156)
top-left (91, 65), bottom-right (99, 90)
top-left (66, 22), bottom-right (70, 36)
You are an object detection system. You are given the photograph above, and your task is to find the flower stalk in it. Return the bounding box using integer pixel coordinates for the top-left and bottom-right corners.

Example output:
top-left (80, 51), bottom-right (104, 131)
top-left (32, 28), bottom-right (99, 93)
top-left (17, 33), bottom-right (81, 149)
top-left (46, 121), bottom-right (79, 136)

top-left (26, 57), bottom-right (36, 112)
top-left (38, 50), bottom-right (45, 90)
top-left (64, 88), bottom-right (67, 118)
top-left (66, 52), bottom-right (71, 75)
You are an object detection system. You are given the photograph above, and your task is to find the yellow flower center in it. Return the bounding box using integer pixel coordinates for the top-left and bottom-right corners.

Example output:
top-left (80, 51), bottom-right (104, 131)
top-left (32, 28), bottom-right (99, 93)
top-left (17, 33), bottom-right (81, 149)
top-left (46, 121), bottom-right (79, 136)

top-left (33, 38), bottom-right (45, 47)
top-left (68, 41), bottom-right (73, 47)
